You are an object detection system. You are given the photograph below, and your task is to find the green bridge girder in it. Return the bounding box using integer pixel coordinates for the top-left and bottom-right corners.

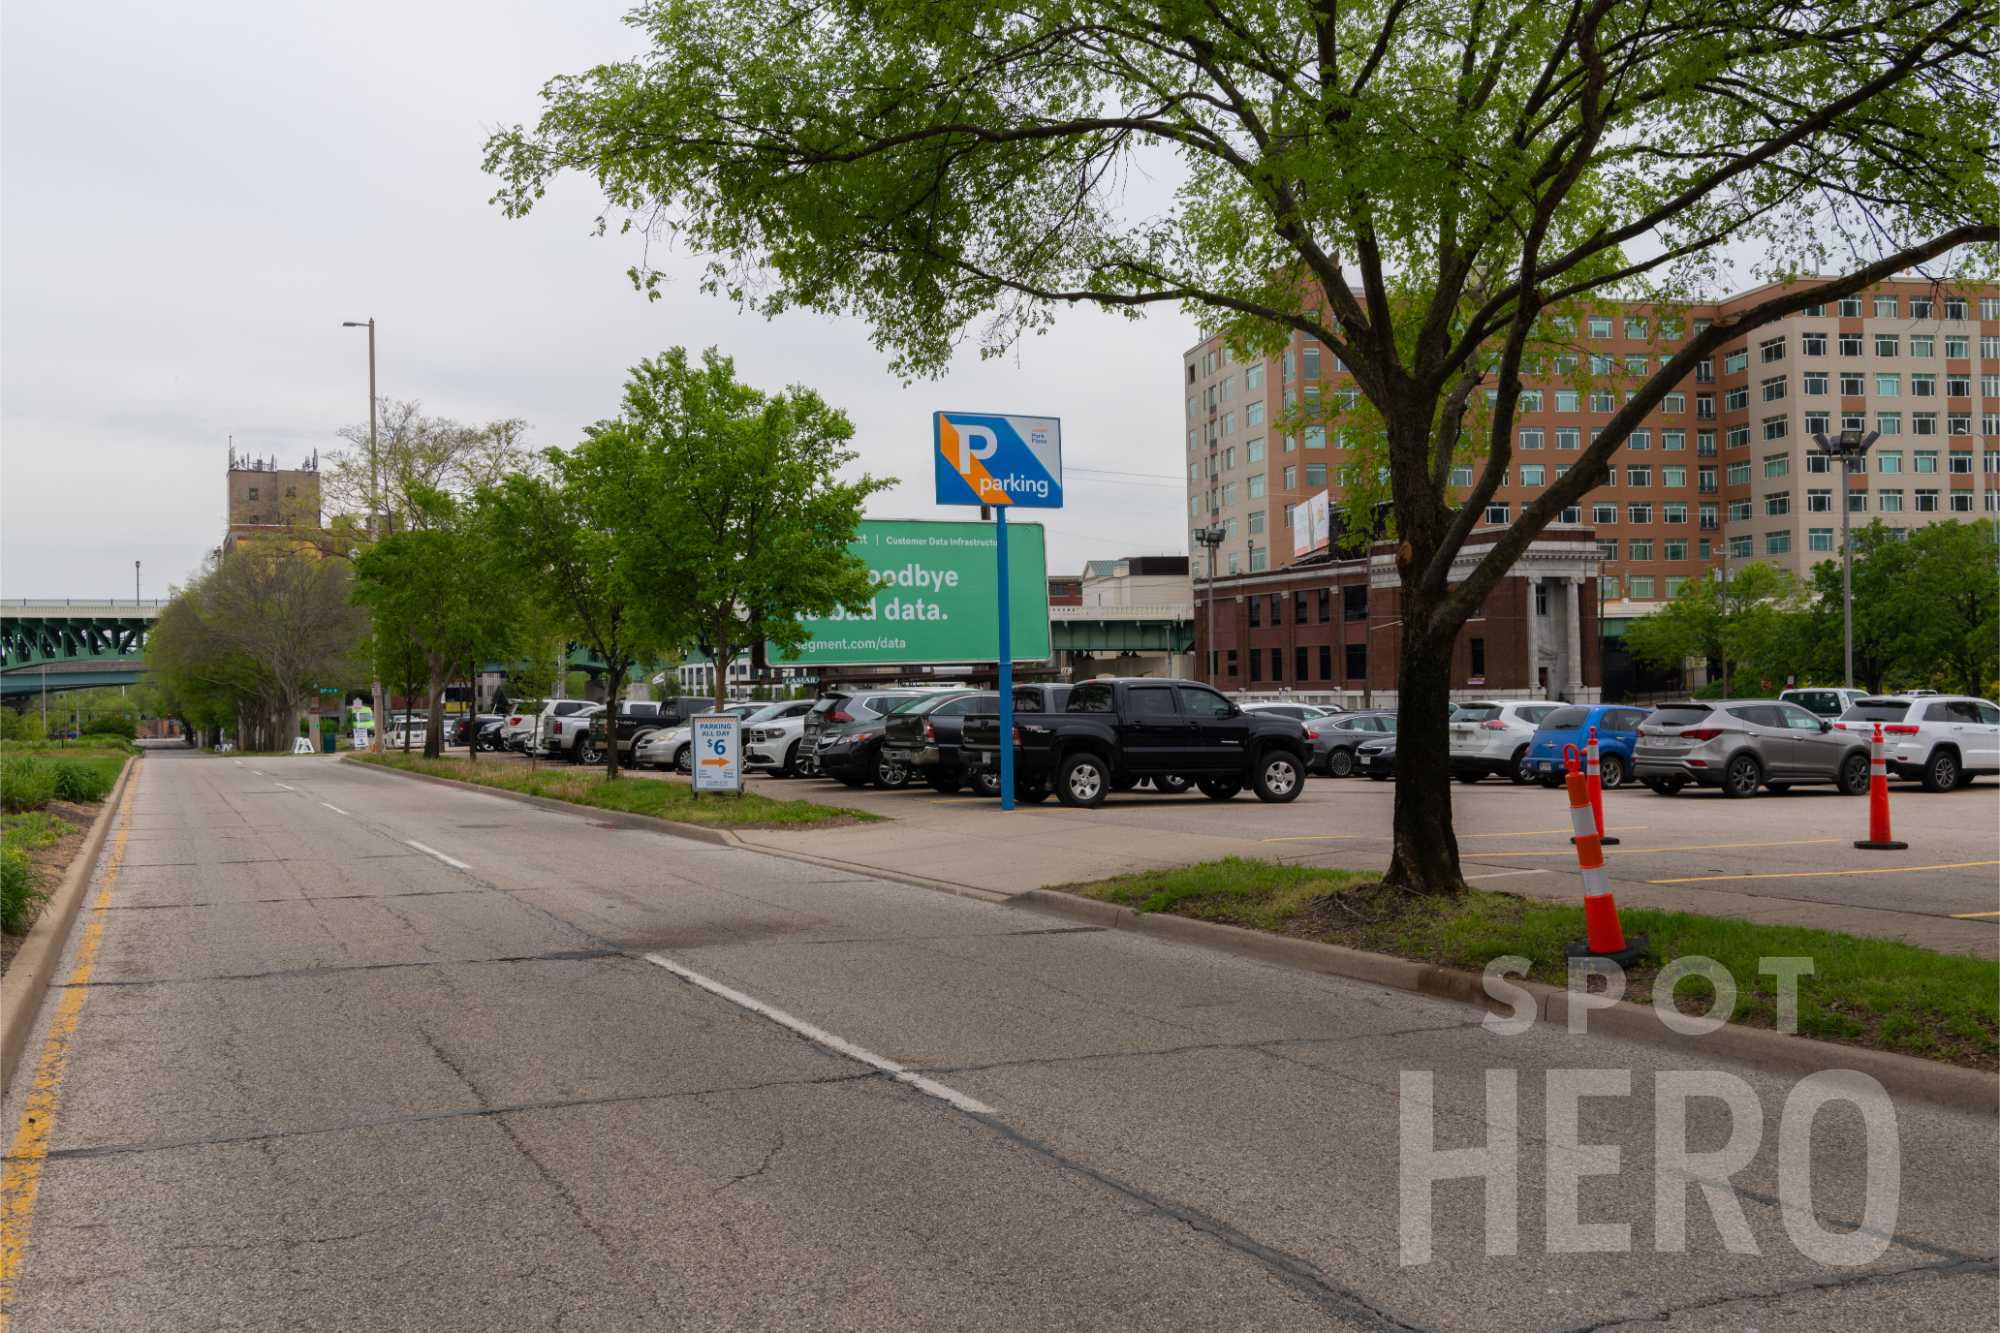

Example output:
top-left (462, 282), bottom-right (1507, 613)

top-left (1, 607), bottom-right (159, 671)
top-left (1049, 618), bottom-right (1194, 654)
top-left (0, 666), bottom-right (148, 698)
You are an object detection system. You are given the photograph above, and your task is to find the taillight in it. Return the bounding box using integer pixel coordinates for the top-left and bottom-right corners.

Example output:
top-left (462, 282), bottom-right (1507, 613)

top-left (508, 716), bottom-right (523, 725)
top-left (1884, 724), bottom-right (1920, 735)
top-left (1481, 719), bottom-right (1508, 730)
top-left (1679, 727), bottom-right (1722, 741)
top-left (923, 721), bottom-right (936, 742)
top-left (828, 709), bottom-right (853, 724)
top-left (1011, 725), bottom-right (1021, 744)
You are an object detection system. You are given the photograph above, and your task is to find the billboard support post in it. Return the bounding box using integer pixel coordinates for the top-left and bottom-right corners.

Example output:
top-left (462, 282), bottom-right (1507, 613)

top-left (996, 508), bottom-right (1015, 811)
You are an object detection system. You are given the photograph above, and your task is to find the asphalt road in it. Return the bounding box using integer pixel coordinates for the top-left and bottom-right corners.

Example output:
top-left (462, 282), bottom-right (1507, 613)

top-left (3, 747), bottom-right (1994, 1330)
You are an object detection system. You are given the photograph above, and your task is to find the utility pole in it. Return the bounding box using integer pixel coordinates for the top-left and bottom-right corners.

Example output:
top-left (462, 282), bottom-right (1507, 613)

top-left (1813, 428), bottom-right (1880, 689)
top-left (134, 560), bottom-right (141, 604)
top-left (342, 318), bottom-right (385, 751)
top-left (1192, 526), bottom-right (1226, 685)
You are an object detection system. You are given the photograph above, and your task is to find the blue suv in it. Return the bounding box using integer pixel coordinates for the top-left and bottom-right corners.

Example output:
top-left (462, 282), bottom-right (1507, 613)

top-left (1521, 704), bottom-right (1651, 789)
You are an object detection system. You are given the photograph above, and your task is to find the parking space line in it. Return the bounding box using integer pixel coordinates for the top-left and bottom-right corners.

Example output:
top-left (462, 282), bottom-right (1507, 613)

top-left (642, 954), bottom-right (995, 1115)
top-left (273, 783), bottom-right (294, 792)
top-left (404, 840), bottom-right (472, 872)
top-left (320, 802), bottom-right (348, 816)
top-left (1463, 868), bottom-right (1550, 881)
top-left (1460, 826), bottom-right (1650, 839)
top-left (1950, 910), bottom-right (2000, 920)
top-left (1650, 860), bottom-right (2000, 885)
top-left (1470, 837), bottom-right (1844, 861)
top-left (1260, 834), bottom-right (1367, 844)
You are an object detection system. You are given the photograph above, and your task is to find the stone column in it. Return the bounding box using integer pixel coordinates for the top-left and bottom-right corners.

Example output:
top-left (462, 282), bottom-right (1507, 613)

top-left (1523, 576), bottom-right (1539, 695)
top-left (1565, 577), bottom-right (1586, 701)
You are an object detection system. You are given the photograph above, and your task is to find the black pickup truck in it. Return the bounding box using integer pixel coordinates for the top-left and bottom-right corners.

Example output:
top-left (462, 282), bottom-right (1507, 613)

top-left (959, 684), bottom-right (1072, 795)
top-left (881, 690), bottom-right (999, 793)
top-left (962, 678), bottom-right (1310, 807)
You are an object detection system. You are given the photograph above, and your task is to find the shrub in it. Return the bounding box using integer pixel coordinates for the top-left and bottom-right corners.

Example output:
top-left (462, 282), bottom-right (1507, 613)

top-left (0, 712), bottom-right (47, 744)
top-left (51, 759), bottom-right (117, 803)
top-left (0, 756), bottom-right (58, 812)
top-left (82, 715), bottom-right (137, 740)
top-left (1, 847), bottom-right (40, 934)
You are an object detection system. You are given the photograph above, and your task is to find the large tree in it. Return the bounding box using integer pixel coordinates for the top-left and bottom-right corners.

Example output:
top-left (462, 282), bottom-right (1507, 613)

top-left (148, 547), bottom-right (366, 751)
top-left (614, 348), bottom-right (888, 709)
top-left (485, 0), bottom-right (1998, 892)
top-left (486, 434), bottom-right (670, 779)
top-left (326, 401), bottom-right (538, 536)
top-left (352, 488), bottom-right (523, 759)
top-left (1806, 519), bottom-right (2000, 693)
top-left (1625, 562), bottom-right (1803, 696)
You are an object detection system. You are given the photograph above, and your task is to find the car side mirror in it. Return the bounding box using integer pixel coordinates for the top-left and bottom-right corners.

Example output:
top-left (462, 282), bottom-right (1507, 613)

top-left (1225, 704), bottom-right (1242, 718)
top-left (1819, 719), bottom-right (1832, 732)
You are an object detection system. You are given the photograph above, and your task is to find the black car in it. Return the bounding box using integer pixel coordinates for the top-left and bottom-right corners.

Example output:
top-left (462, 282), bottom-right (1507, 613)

top-left (472, 716), bottom-right (508, 751)
top-left (882, 691), bottom-right (998, 793)
top-left (1357, 735), bottom-right (1398, 780)
top-left (813, 690), bottom-right (952, 787)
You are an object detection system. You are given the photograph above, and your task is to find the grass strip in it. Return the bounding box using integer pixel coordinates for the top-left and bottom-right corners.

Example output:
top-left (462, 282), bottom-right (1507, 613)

top-left (1068, 857), bottom-right (1998, 1070)
top-left (354, 753), bottom-right (879, 830)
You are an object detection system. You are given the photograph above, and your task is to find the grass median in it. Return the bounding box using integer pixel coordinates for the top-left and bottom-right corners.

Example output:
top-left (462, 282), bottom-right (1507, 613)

top-left (352, 753), bottom-right (879, 830)
top-left (1063, 857), bottom-right (1998, 1070)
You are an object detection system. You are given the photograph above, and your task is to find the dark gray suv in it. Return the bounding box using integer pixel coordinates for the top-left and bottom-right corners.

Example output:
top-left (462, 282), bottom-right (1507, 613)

top-left (1633, 699), bottom-right (1870, 798)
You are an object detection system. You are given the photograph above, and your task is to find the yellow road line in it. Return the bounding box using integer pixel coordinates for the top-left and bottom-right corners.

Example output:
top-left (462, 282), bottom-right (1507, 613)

top-left (1649, 860), bottom-right (2000, 885)
top-left (1260, 834), bottom-right (1367, 843)
top-left (1469, 837), bottom-right (1844, 861)
top-left (1461, 825), bottom-right (1651, 839)
top-left (1950, 910), bottom-right (2000, 920)
top-left (0, 778), bottom-right (134, 1318)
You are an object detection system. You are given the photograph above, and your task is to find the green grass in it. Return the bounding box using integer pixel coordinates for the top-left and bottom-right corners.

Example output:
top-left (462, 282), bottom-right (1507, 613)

top-left (1, 812), bottom-right (82, 935)
top-left (0, 752), bottom-right (126, 811)
top-left (354, 753), bottom-right (879, 830)
top-left (1069, 857), bottom-right (1999, 1069)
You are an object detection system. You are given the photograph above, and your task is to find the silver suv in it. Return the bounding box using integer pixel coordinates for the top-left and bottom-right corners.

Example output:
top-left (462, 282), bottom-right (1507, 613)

top-left (1634, 699), bottom-right (1870, 798)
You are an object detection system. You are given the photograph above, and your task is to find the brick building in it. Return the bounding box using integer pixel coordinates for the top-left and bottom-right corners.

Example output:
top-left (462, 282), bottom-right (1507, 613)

top-left (1194, 529), bottom-right (1600, 706)
top-left (222, 446), bottom-right (329, 556)
top-left (1183, 277), bottom-right (2000, 662)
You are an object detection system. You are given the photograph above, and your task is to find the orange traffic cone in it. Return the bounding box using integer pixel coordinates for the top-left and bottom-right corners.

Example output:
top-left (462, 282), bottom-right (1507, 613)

top-left (1586, 725), bottom-right (1620, 846)
top-left (1855, 722), bottom-right (1908, 851)
top-left (1562, 769), bottom-right (1647, 966)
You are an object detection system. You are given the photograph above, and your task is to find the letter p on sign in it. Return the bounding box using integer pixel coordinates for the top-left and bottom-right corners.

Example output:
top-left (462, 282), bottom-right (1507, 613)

top-left (957, 424), bottom-right (998, 474)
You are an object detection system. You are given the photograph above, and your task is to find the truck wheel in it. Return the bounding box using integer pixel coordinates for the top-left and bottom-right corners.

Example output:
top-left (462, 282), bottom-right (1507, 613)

top-left (575, 738), bottom-right (601, 766)
top-left (675, 745), bottom-right (694, 775)
top-left (971, 770), bottom-right (1002, 797)
top-left (1014, 778), bottom-right (1051, 804)
top-left (1252, 752), bottom-right (1304, 803)
top-left (927, 771), bottom-right (961, 794)
top-left (1197, 777), bottom-right (1241, 801)
top-left (874, 748), bottom-right (912, 789)
top-left (1057, 753), bottom-right (1110, 808)
top-left (1155, 774), bottom-right (1191, 794)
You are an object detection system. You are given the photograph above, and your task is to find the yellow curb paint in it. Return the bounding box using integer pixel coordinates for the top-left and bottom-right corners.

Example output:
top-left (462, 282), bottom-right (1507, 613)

top-left (0, 776), bottom-right (135, 1321)
top-left (1649, 860), bottom-right (2000, 886)
top-left (1949, 910), bottom-right (2000, 920)
top-left (1469, 837), bottom-right (1844, 861)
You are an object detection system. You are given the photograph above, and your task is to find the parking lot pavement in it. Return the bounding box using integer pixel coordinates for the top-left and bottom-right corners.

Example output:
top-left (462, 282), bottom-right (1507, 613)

top-left (461, 747), bottom-right (1999, 956)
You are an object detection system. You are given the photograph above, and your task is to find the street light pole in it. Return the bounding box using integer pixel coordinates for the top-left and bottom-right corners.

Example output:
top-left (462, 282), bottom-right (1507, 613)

top-left (1813, 428), bottom-right (1879, 690)
top-left (343, 318), bottom-right (385, 750)
top-left (1192, 526), bottom-right (1226, 685)
top-left (134, 560), bottom-right (140, 604)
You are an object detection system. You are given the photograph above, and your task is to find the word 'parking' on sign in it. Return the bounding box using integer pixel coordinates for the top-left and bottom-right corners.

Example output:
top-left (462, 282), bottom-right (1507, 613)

top-left (933, 412), bottom-right (1063, 509)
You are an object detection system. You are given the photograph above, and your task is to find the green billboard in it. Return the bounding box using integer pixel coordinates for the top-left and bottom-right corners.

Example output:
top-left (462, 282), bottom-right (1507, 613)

top-left (778, 519), bottom-right (1050, 667)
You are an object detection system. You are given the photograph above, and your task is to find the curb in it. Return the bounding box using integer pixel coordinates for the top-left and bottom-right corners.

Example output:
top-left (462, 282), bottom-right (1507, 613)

top-left (0, 755), bottom-right (137, 1097)
top-left (1009, 889), bottom-right (1999, 1118)
top-left (339, 756), bottom-right (742, 847)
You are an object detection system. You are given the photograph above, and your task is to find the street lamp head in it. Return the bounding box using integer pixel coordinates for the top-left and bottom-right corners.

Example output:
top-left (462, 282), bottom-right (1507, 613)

top-left (341, 321), bottom-right (367, 328)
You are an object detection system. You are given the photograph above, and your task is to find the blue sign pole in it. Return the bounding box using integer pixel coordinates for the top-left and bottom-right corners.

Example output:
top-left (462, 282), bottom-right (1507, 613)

top-left (995, 507), bottom-right (1015, 811)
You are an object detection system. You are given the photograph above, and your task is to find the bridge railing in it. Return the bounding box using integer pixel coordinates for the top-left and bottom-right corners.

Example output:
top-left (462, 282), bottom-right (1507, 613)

top-left (0, 599), bottom-right (170, 609)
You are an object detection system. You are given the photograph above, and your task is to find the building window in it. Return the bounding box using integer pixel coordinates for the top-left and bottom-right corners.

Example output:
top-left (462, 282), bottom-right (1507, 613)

top-left (1628, 430), bottom-right (1650, 451)
top-left (1592, 503), bottom-right (1617, 524)
top-left (1807, 528), bottom-right (1835, 552)
top-left (1848, 491), bottom-right (1869, 514)
top-left (1838, 296), bottom-right (1863, 317)
top-left (1345, 643), bottom-right (1367, 680)
top-left (1911, 334), bottom-right (1935, 357)
top-left (1728, 499), bottom-right (1751, 522)
top-left (1913, 489), bottom-right (1940, 512)
top-left (1807, 489), bottom-right (1832, 512)
top-left (1762, 453), bottom-right (1789, 478)
top-left (1319, 645), bottom-right (1334, 681)
top-left (1728, 535), bottom-right (1753, 558)
top-left (1627, 502), bottom-right (1653, 524)
top-left (1484, 502), bottom-right (1509, 524)
top-left (1878, 490), bottom-right (1904, 513)
top-left (1759, 337), bottom-right (1785, 363)
top-left (1269, 648), bottom-right (1282, 681)
top-left (1590, 391), bottom-right (1615, 413)
top-left (1662, 465), bottom-right (1688, 488)
top-left (1629, 576), bottom-right (1655, 599)
top-left (1247, 474), bottom-right (1266, 500)
top-left (1561, 504), bottom-right (1581, 524)
top-left (1248, 510), bottom-right (1265, 535)
top-left (247, 487), bottom-right (259, 500)
top-left (1665, 539), bottom-right (1688, 561)
top-left (1555, 428), bottom-right (1580, 451)
top-left (1726, 461), bottom-right (1751, 485)
top-left (1802, 332), bottom-right (1827, 356)
top-left (1469, 638), bottom-right (1486, 677)
top-left (1630, 539), bottom-right (1654, 561)
top-left (1596, 539), bottom-right (1618, 561)
top-left (1765, 531), bottom-right (1791, 556)
top-left (1949, 491), bottom-right (1974, 513)
top-left (1877, 412), bottom-right (1902, 436)
top-left (1248, 646), bottom-right (1262, 681)
top-left (1725, 386), bottom-right (1749, 411)
top-left (1520, 428), bottom-right (1544, 451)
top-left (1555, 389), bottom-right (1580, 412)
top-left (1666, 576), bottom-right (1689, 597)
top-left (1304, 464), bottom-right (1327, 487)
top-left (1627, 465), bottom-right (1651, 486)
top-left (1664, 502), bottom-right (1688, 524)
top-left (1762, 416), bottom-right (1789, 441)
top-left (1587, 315), bottom-right (1612, 339)
top-left (1724, 349), bottom-right (1749, 374)
top-left (1765, 492), bottom-right (1790, 516)
top-left (1805, 412), bottom-right (1830, 436)
top-left (1600, 575), bottom-right (1619, 598)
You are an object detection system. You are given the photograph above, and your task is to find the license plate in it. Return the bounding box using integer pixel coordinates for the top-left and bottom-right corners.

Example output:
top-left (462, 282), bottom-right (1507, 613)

top-left (1648, 737), bottom-right (1691, 749)
top-left (971, 751), bottom-right (992, 765)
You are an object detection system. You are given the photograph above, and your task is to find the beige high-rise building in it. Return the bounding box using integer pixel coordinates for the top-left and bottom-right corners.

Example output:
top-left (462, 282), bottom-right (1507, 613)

top-left (1183, 277), bottom-right (2000, 633)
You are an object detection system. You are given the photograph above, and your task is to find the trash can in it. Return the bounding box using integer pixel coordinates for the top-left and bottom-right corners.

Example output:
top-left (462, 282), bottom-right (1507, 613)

top-left (323, 732), bottom-right (337, 754)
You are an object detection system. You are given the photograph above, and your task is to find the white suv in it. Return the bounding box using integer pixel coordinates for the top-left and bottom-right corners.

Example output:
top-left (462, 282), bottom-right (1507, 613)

top-left (1835, 695), bottom-right (2000, 791)
top-left (742, 699), bottom-right (818, 776)
top-left (1448, 700), bottom-right (1562, 783)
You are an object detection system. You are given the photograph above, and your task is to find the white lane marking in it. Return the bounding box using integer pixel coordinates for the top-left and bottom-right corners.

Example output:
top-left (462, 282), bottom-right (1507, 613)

top-left (404, 840), bottom-right (472, 871)
top-left (320, 802), bottom-right (348, 816)
top-left (1463, 868), bottom-right (1551, 882)
top-left (642, 954), bottom-right (995, 1115)
top-left (274, 783), bottom-right (294, 792)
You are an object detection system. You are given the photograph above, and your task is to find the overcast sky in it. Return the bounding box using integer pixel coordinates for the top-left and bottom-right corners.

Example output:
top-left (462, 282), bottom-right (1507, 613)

top-left (1, 0), bottom-right (1195, 599)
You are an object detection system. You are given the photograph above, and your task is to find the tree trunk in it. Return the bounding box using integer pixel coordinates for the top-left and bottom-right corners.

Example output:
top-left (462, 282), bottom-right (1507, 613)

top-left (424, 657), bottom-right (448, 760)
top-left (1382, 597), bottom-right (1467, 896)
top-left (602, 659), bottom-right (624, 782)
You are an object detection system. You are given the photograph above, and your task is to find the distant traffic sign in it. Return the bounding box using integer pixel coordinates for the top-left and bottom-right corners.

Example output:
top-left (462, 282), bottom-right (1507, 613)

top-left (933, 412), bottom-right (1063, 508)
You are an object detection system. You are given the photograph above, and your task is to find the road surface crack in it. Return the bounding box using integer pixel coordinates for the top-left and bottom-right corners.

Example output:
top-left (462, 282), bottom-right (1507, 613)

top-left (710, 1133), bottom-right (786, 1196)
top-left (1553, 1255), bottom-right (1999, 1332)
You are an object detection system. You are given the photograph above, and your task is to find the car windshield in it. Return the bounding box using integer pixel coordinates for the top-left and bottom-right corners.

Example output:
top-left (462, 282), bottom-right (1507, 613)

top-left (1539, 706), bottom-right (1592, 730)
top-left (1841, 699), bottom-right (1913, 722)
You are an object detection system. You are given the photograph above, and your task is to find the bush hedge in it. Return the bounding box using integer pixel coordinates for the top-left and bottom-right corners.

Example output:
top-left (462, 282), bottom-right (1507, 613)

top-left (0, 846), bottom-right (38, 934)
top-left (1, 756), bottom-right (59, 813)
top-left (82, 715), bottom-right (138, 739)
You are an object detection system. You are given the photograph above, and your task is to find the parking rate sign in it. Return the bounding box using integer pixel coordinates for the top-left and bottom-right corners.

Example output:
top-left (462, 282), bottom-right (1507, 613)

top-left (934, 412), bottom-right (1063, 508)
